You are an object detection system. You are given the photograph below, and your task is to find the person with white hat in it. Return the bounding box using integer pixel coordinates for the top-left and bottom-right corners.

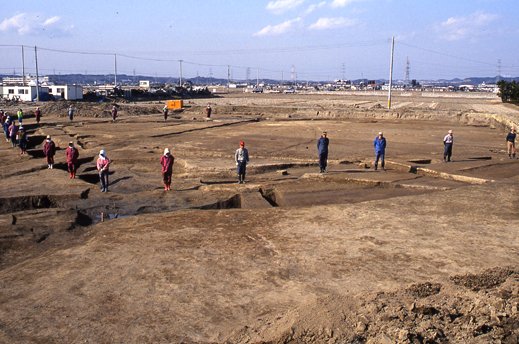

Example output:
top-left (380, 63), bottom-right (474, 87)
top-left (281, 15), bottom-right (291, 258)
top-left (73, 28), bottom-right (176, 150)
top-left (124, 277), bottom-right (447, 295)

top-left (443, 130), bottom-right (454, 162)
top-left (96, 149), bottom-right (111, 192)
top-left (43, 135), bottom-right (56, 169)
top-left (160, 147), bottom-right (174, 191)
top-left (373, 131), bottom-right (387, 171)
top-left (506, 127), bottom-right (516, 159)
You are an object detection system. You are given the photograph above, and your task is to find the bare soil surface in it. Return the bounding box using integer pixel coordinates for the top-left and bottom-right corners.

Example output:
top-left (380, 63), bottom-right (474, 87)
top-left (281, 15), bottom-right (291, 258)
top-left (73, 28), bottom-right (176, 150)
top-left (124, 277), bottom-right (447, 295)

top-left (0, 93), bottom-right (518, 343)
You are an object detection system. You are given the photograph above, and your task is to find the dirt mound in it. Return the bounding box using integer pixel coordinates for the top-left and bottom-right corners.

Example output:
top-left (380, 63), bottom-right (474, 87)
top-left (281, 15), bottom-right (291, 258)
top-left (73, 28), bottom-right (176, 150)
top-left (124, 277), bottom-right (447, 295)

top-left (226, 267), bottom-right (519, 343)
top-left (38, 101), bottom-right (161, 118)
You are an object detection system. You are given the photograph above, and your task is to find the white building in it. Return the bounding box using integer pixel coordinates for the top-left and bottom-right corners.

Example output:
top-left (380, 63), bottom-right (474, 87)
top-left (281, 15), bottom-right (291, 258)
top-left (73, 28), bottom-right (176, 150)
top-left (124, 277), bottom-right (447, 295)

top-left (48, 85), bottom-right (83, 100)
top-left (1, 85), bottom-right (49, 102)
top-left (139, 80), bottom-right (150, 89)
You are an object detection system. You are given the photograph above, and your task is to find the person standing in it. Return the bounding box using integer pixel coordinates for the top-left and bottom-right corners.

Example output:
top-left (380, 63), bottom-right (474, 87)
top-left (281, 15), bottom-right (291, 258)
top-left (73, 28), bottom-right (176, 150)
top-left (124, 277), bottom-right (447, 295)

top-left (317, 131), bottom-right (329, 173)
top-left (34, 107), bottom-right (42, 125)
top-left (8, 121), bottom-right (19, 148)
top-left (97, 149), bottom-right (111, 192)
top-left (443, 130), bottom-right (454, 162)
top-left (373, 131), bottom-right (387, 171)
top-left (111, 105), bottom-right (118, 122)
top-left (17, 109), bottom-right (23, 124)
top-left (160, 148), bottom-right (174, 191)
top-left (205, 104), bottom-right (212, 118)
top-left (163, 105), bottom-right (169, 122)
top-left (18, 126), bottom-right (28, 155)
top-left (506, 128), bottom-right (516, 159)
top-left (66, 142), bottom-right (79, 178)
top-left (235, 141), bottom-right (250, 184)
top-left (3, 118), bottom-right (10, 142)
top-left (43, 135), bottom-right (56, 169)
top-left (68, 105), bottom-right (75, 121)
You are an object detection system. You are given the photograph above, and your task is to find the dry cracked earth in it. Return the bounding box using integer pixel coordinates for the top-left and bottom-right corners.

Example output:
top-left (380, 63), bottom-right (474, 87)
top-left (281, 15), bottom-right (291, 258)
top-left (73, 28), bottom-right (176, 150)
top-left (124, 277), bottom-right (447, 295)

top-left (0, 93), bottom-right (518, 343)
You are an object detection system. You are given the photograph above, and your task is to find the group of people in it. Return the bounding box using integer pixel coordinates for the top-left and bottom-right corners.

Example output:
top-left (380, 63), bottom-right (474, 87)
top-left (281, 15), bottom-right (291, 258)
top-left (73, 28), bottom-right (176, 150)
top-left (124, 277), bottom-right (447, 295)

top-left (2, 104), bottom-right (519, 192)
top-left (1, 109), bottom-right (29, 154)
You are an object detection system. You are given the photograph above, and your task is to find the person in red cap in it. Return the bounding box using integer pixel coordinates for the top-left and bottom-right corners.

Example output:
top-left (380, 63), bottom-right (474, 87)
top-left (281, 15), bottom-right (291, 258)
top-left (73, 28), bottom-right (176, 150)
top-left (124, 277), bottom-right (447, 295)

top-left (160, 147), bottom-right (174, 191)
top-left (234, 140), bottom-right (249, 184)
top-left (65, 141), bottom-right (79, 178)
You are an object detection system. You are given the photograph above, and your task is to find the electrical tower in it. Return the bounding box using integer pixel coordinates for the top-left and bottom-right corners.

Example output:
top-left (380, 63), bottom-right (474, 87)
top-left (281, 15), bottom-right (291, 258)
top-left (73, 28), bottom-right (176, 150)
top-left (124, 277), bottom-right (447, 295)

top-left (405, 56), bottom-right (410, 85)
top-left (246, 67), bottom-right (251, 84)
top-left (341, 63), bottom-right (345, 81)
top-left (291, 65), bottom-right (296, 85)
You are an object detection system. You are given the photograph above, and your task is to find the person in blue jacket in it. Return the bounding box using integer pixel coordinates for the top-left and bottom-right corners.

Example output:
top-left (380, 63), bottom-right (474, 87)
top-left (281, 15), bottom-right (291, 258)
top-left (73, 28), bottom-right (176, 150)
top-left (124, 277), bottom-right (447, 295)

top-left (317, 131), bottom-right (329, 173)
top-left (373, 131), bottom-right (387, 171)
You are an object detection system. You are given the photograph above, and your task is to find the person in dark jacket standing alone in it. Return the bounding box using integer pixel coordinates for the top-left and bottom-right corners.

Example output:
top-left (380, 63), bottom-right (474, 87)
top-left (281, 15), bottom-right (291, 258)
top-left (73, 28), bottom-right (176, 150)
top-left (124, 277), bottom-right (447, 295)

top-left (317, 131), bottom-right (329, 173)
top-left (66, 141), bottom-right (79, 178)
top-left (34, 107), bottom-right (42, 125)
top-left (373, 131), bottom-right (387, 171)
top-left (235, 141), bottom-right (249, 184)
top-left (506, 127), bottom-right (516, 159)
top-left (43, 135), bottom-right (56, 169)
top-left (160, 147), bottom-right (174, 191)
top-left (443, 130), bottom-right (454, 162)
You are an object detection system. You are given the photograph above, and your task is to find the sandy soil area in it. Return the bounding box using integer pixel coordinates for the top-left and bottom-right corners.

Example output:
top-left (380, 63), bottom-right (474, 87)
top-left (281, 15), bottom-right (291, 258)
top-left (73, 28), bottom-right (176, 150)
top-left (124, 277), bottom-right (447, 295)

top-left (0, 93), bottom-right (518, 343)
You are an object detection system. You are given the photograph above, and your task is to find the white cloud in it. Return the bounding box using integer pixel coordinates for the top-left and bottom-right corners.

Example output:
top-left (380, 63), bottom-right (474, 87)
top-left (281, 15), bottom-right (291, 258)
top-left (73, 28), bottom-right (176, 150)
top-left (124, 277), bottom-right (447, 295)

top-left (0, 13), bottom-right (70, 36)
top-left (304, 1), bottom-right (327, 15)
top-left (266, 0), bottom-right (305, 14)
top-left (254, 18), bottom-right (302, 36)
top-left (43, 16), bottom-right (61, 27)
top-left (308, 17), bottom-right (357, 30)
top-left (330, 0), bottom-right (363, 8)
top-left (437, 11), bottom-right (498, 41)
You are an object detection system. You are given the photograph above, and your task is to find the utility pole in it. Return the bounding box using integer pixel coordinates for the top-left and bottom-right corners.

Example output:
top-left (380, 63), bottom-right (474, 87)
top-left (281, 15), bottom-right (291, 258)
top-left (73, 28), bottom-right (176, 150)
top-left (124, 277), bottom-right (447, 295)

top-left (387, 36), bottom-right (395, 109)
top-left (21, 46), bottom-right (25, 86)
top-left (256, 68), bottom-right (259, 86)
top-left (114, 54), bottom-right (118, 87)
top-left (227, 65), bottom-right (231, 90)
top-left (179, 59), bottom-right (183, 87)
top-left (34, 46), bottom-right (40, 101)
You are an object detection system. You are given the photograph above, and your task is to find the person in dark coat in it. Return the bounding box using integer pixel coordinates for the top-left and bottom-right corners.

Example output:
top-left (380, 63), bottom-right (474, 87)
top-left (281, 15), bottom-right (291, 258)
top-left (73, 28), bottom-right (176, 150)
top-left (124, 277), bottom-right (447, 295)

top-left (111, 105), bottom-right (118, 122)
top-left (163, 105), bottom-right (169, 122)
top-left (18, 126), bottom-right (28, 155)
top-left (317, 131), bottom-right (329, 173)
top-left (205, 104), bottom-right (212, 118)
top-left (506, 128), bottom-right (516, 159)
top-left (43, 135), bottom-right (56, 169)
top-left (160, 148), bottom-right (174, 191)
top-left (373, 131), bottom-right (387, 171)
top-left (34, 107), bottom-right (42, 125)
top-left (65, 141), bottom-right (79, 178)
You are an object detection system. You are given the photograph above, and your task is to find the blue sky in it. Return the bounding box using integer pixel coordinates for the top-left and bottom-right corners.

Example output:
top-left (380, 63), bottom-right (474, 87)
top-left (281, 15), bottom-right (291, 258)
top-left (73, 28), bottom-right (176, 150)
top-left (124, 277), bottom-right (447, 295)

top-left (0, 0), bottom-right (517, 81)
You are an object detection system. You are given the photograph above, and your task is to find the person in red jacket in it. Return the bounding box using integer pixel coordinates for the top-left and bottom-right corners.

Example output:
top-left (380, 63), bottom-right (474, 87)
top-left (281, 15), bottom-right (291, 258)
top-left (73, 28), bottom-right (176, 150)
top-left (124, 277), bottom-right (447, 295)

top-left (43, 135), bottom-right (56, 169)
top-left (65, 141), bottom-right (79, 178)
top-left (160, 147), bottom-right (174, 191)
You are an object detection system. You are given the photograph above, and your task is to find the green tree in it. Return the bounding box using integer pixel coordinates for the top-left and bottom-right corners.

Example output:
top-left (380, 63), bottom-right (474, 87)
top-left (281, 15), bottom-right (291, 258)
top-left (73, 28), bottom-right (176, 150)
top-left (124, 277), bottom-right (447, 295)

top-left (497, 80), bottom-right (519, 103)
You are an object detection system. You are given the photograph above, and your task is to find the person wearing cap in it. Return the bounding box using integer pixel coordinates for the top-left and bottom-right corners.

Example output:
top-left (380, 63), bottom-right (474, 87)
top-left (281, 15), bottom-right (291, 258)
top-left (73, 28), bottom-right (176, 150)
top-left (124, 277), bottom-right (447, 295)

top-left (111, 105), bottom-right (118, 122)
top-left (18, 126), bottom-right (28, 155)
top-left (506, 127), bottom-right (516, 159)
top-left (97, 149), bottom-right (111, 192)
top-left (443, 130), bottom-right (454, 162)
top-left (8, 121), bottom-right (19, 148)
top-left (34, 107), bottom-right (42, 125)
top-left (160, 148), bottom-right (175, 191)
top-left (66, 142), bottom-right (79, 179)
top-left (205, 104), bottom-right (212, 119)
top-left (235, 141), bottom-right (250, 184)
top-left (373, 131), bottom-right (387, 171)
top-left (43, 135), bottom-right (56, 169)
top-left (317, 131), bottom-right (329, 173)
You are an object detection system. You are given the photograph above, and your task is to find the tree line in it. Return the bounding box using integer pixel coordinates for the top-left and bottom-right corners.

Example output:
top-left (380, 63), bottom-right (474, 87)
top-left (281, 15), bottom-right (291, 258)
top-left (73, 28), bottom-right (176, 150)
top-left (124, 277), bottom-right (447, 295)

top-left (497, 80), bottom-right (519, 103)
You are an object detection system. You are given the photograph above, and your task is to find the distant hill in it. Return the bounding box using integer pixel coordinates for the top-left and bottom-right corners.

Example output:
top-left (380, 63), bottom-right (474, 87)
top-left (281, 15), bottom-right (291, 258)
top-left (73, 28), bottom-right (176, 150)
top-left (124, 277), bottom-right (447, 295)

top-left (1, 74), bottom-right (518, 86)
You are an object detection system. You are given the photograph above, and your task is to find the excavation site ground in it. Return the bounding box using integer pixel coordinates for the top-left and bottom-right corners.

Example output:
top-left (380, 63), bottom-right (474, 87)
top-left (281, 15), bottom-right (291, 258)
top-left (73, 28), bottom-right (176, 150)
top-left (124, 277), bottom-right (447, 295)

top-left (0, 93), bottom-right (518, 343)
